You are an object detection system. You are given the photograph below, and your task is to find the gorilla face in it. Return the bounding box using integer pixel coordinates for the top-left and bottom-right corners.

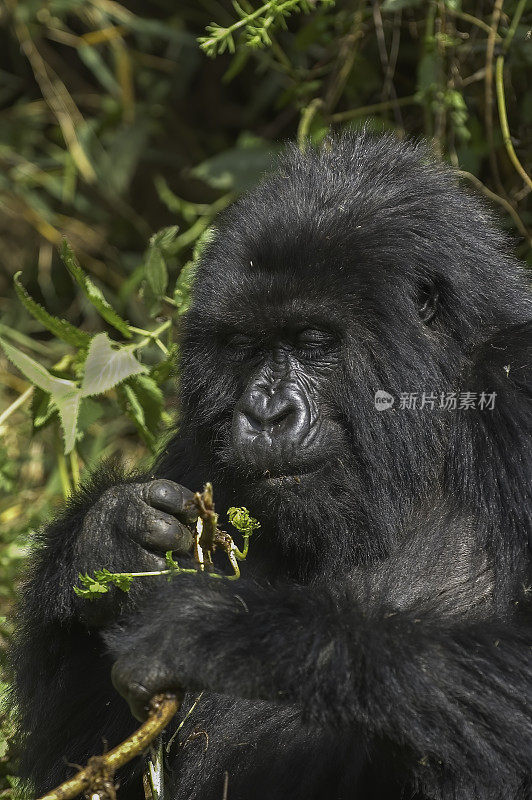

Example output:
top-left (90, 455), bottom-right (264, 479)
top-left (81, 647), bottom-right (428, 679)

top-left (230, 326), bottom-right (345, 479)
top-left (181, 254), bottom-right (449, 515)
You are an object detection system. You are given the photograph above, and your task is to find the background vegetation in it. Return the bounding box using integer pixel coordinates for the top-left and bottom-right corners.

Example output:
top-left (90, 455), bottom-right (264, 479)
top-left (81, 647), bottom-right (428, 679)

top-left (0, 0), bottom-right (530, 791)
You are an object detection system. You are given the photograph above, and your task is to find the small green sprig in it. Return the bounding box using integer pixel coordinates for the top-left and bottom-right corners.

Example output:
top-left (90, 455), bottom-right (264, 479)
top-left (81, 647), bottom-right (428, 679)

top-left (74, 568), bottom-right (134, 598)
top-left (227, 506), bottom-right (260, 561)
top-left (73, 505), bottom-right (259, 599)
top-left (198, 0), bottom-right (334, 58)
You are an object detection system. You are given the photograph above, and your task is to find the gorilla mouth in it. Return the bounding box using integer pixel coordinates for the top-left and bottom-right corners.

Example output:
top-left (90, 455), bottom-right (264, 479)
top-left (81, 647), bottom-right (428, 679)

top-left (252, 463), bottom-right (323, 483)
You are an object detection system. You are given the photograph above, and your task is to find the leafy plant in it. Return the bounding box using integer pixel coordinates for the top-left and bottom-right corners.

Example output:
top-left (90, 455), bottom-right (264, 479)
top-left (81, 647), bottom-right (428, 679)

top-left (74, 487), bottom-right (261, 599)
top-left (198, 0), bottom-right (335, 57)
top-left (0, 234), bottom-right (200, 486)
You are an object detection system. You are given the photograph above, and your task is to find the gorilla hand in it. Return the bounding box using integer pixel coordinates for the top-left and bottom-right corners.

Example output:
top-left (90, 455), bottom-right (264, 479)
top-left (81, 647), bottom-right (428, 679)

top-left (111, 652), bottom-right (182, 722)
top-left (76, 479), bottom-right (198, 625)
top-left (82, 479), bottom-right (198, 566)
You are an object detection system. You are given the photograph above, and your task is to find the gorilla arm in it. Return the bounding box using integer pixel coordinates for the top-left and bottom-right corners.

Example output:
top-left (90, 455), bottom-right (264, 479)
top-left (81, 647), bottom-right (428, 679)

top-left (13, 461), bottom-right (197, 795)
top-left (107, 525), bottom-right (532, 793)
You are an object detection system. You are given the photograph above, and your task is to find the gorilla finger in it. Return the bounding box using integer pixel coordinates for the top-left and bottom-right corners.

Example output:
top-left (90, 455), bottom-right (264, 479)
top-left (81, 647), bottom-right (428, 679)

top-left (140, 510), bottom-right (194, 554)
top-left (111, 663), bottom-right (152, 722)
top-left (144, 479), bottom-right (198, 525)
top-left (128, 683), bottom-right (153, 722)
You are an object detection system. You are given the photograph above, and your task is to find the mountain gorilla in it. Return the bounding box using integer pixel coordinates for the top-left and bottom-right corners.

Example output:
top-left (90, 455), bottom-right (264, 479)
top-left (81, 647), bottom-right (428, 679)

top-left (14, 133), bottom-right (532, 800)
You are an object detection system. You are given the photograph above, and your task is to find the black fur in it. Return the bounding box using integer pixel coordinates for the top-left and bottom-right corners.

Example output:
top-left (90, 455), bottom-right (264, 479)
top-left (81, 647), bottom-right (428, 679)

top-left (13, 133), bottom-right (532, 800)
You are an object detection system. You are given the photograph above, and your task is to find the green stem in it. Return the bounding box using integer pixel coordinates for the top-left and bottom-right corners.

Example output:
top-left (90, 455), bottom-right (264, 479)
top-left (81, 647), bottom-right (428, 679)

top-left (298, 98), bottom-right (323, 150)
top-left (329, 94), bottom-right (418, 124)
top-left (134, 320), bottom-right (172, 350)
top-left (69, 448), bottom-right (80, 491)
top-left (0, 386), bottom-right (33, 427)
top-left (492, 0), bottom-right (532, 191)
top-left (445, 8), bottom-right (502, 38)
top-left (234, 533), bottom-right (252, 561)
top-left (56, 437), bottom-right (72, 500)
top-left (502, 0), bottom-right (527, 53)
top-left (495, 55), bottom-right (532, 191)
top-left (201, 0), bottom-right (302, 53)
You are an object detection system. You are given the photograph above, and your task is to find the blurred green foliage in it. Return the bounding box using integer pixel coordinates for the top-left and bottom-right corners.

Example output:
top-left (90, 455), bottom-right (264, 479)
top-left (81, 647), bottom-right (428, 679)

top-left (0, 0), bottom-right (531, 790)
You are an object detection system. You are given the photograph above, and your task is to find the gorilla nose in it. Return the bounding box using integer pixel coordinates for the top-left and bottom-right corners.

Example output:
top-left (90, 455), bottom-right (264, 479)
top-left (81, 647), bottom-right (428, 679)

top-left (241, 389), bottom-right (297, 433)
top-left (232, 382), bottom-right (313, 470)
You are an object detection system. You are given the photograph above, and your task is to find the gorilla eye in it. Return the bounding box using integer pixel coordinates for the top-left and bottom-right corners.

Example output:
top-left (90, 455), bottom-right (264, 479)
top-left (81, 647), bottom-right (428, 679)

top-left (227, 333), bottom-right (254, 348)
top-left (295, 328), bottom-right (336, 349)
top-left (417, 282), bottom-right (439, 325)
top-left (225, 333), bottom-right (257, 360)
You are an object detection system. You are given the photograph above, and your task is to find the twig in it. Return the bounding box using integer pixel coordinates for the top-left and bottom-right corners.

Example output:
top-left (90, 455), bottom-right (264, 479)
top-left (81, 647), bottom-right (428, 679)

top-left (222, 771), bottom-right (229, 800)
top-left (383, 11), bottom-right (402, 103)
top-left (329, 94), bottom-right (417, 124)
top-left (456, 170), bottom-right (531, 245)
top-left (323, 4), bottom-right (365, 113)
top-left (36, 694), bottom-right (180, 800)
top-left (297, 99), bottom-right (323, 150)
top-left (494, 0), bottom-right (532, 191)
top-left (0, 386), bottom-right (33, 428)
top-left (445, 8), bottom-right (503, 38)
top-left (495, 57), bottom-right (532, 191)
top-left (372, 1), bottom-right (403, 127)
top-left (484, 0), bottom-right (505, 196)
top-left (165, 692), bottom-right (205, 754)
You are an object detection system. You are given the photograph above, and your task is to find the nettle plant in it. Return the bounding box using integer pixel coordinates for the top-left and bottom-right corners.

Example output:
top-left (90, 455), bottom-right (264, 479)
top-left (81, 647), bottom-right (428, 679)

top-left (0, 230), bottom-right (202, 496)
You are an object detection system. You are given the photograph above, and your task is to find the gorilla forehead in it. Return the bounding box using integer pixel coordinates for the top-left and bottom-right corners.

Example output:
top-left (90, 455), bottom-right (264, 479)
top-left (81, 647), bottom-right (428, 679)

top-left (188, 131), bottom-right (529, 342)
top-left (195, 133), bottom-right (499, 298)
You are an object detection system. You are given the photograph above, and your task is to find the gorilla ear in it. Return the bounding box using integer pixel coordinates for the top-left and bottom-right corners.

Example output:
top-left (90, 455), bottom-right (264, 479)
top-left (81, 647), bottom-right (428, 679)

top-left (417, 281), bottom-right (439, 324)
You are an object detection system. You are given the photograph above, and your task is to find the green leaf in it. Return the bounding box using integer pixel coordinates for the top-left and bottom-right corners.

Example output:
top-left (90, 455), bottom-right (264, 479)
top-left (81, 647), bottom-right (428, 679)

top-left (173, 261), bottom-right (197, 315)
top-left (190, 136), bottom-right (278, 192)
top-left (54, 389), bottom-right (82, 454)
top-left (0, 337), bottom-right (82, 452)
top-left (127, 374), bottom-right (164, 435)
top-left (166, 550), bottom-right (180, 571)
top-left (76, 398), bottom-right (104, 437)
top-left (151, 225), bottom-right (180, 251)
top-left (227, 506), bottom-right (261, 534)
top-left (14, 272), bottom-right (91, 348)
top-left (144, 226), bottom-right (180, 300)
top-left (193, 226), bottom-right (217, 262)
top-left (150, 344), bottom-right (179, 385)
top-left (60, 240), bottom-right (132, 338)
top-left (74, 573), bottom-right (110, 598)
top-left (112, 573), bottom-right (134, 592)
top-left (74, 568), bottom-right (133, 598)
top-left (145, 244), bottom-right (168, 299)
top-left (32, 387), bottom-right (56, 430)
top-left (118, 382), bottom-right (156, 449)
top-left (81, 333), bottom-right (147, 397)
top-left (0, 337), bottom-right (71, 395)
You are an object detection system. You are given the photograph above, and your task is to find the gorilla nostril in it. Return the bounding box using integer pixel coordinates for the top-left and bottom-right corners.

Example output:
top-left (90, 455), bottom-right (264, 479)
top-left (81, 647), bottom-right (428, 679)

top-left (245, 411), bottom-right (266, 432)
top-left (244, 402), bottom-right (295, 432)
